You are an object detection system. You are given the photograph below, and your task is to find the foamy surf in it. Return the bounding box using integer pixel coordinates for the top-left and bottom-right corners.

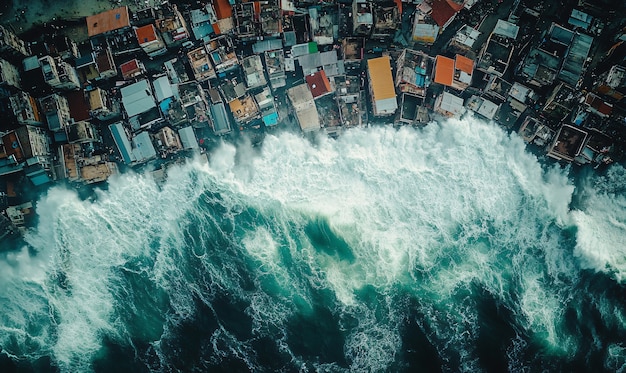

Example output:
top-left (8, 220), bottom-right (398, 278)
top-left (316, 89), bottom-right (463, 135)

top-left (0, 117), bottom-right (624, 372)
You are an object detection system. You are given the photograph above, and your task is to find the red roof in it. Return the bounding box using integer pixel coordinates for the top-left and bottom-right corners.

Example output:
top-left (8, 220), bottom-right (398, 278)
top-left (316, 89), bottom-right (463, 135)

top-left (306, 70), bottom-right (332, 98)
top-left (135, 24), bottom-right (158, 45)
top-left (430, 0), bottom-right (461, 28)
top-left (120, 59), bottom-right (141, 78)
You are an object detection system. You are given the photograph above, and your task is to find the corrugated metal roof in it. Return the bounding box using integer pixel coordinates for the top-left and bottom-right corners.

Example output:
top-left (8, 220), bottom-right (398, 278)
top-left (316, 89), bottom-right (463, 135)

top-left (434, 55), bottom-right (454, 86)
top-left (368, 56), bottom-right (396, 101)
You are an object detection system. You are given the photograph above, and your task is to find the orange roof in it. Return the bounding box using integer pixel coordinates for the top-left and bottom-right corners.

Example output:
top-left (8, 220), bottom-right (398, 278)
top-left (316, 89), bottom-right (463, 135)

top-left (367, 56), bottom-right (396, 101)
top-left (434, 55), bottom-right (454, 86)
top-left (86, 7), bottom-right (130, 37)
top-left (455, 54), bottom-right (474, 74)
top-left (135, 24), bottom-right (158, 44)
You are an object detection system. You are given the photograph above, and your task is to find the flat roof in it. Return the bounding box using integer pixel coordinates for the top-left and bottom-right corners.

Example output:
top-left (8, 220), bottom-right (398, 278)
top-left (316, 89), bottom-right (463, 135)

top-left (86, 7), bottom-right (130, 37)
top-left (135, 24), bottom-right (158, 44)
top-left (367, 56), bottom-right (396, 101)
top-left (434, 55), bottom-right (454, 86)
top-left (455, 54), bottom-right (474, 74)
top-left (121, 80), bottom-right (156, 118)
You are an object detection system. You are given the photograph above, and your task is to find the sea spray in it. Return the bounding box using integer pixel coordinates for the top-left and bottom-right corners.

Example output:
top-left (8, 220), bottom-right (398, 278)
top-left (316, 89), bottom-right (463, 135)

top-left (0, 118), bottom-right (625, 371)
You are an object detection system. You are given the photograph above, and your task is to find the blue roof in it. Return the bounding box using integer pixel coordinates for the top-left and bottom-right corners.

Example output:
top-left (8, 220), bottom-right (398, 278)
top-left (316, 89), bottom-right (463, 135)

top-left (262, 112), bottom-right (279, 126)
top-left (109, 123), bottom-right (134, 164)
top-left (159, 97), bottom-right (173, 113)
top-left (210, 103), bottom-right (232, 134)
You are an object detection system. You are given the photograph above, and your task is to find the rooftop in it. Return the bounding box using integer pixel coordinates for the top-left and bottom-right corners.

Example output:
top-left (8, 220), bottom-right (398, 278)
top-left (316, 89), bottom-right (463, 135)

top-left (86, 7), bottom-right (131, 37)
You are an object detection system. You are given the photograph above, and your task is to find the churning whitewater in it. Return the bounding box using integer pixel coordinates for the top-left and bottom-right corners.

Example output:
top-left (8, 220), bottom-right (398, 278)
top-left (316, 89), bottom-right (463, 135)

top-left (1, 117), bottom-right (626, 372)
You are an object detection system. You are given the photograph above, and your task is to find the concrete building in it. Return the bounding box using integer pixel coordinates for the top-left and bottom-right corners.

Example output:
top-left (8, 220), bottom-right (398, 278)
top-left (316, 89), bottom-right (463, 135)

top-left (367, 56), bottom-right (397, 116)
top-left (477, 20), bottom-right (519, 77)
top-left (0, 58), bottom-right (21, 92)
top-left (287, 83), bottom-right (321, 132)
top-left (264, 50), bottom-right (287, 89)
top-left (187, 46), bottom-right (216, 81)
top-left (0, 125), bottom-right (53, 185)
top-left (38, 56), bottom-right (81, 91)
top-left (242, 55), bottom-right (267, 90)
top-left (434, 91), bottom-right (464, 117)
top-left (255, 87), bottom-right (279, 127)
top-left (135, 24), bottom-right (167, 57)
top-left (39, 94), bottom-right (71, 132)
top-left (60, 142), bottom-right (117, 184)
top-left (336, 75), bottom-right (366, 127)
top-left (9, 91), bottom-right (43, 126)
top-left (205, 36), bottom-right (238, 75)
top-left (395, 49), bottom-right (433, 98)
top-left (0, 25), bottom-right (30, 63)
top-left (88, 88), bottom-right (120, 121)
top-left (353, 0), bottom-right (373, 36)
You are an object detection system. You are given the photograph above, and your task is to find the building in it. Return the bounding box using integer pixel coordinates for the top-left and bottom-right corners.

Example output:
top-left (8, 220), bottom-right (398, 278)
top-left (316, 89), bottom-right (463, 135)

top-left (190, 4), bottom-right (219, 41)
top-left (242, 55), bottom-right (267, 90)
top-left (254, 87), bottom-right (279, 127)
top-left (187, 46), bottom-right (216, 81)
top-left (39, 94), bottom-right (71, 132)
top-left (395, 49), bottom-right (433, 98)
top-left (412, 8), bottom-right (439, 45)
top-left (120, 79), bottom-right (157, 123)
top-left (108, 122), bottom-right (156, 165)
top-left (9, 91), bottom-right (43, 126)
top-left (434, 54), bottom-right (474, 91)
top-left (205, 36), bottom-right (238, 75)
top-left (371, 2), bottom-right (400, 40)
top-left (547, 124), bottom-right (588, 162)
top-left (0, 58), bottom-right (21, 92)
top-left (429, 0), bottom-right (463, 31)
top-left (309, 6), bottom-right (335, 45)
top-left (155, 126), bottom-right (183, 156)
top-left (477, 20), bottom-right (519, 77)
top-left (434, 91), bottom-right (464, 117)
top-left (88, 88), bottom-right (120, 121)
top-left (135, 24), bottom-right (167, 57)
top-left (449, 25), bottom-right (481, 51)
top-left (65, 120), bottom-right (98, 144)
top-left (208, 88), bottom-right (232, 135)
top-left (152, 75), bottom-right (176, 103)
top-left (154, 4), bottom-right (190, 46)
top-left (178, 126), bottom-right (199, 150)
top-left (342, 38), bottom-right (365, 68)
top-left (86, 6), bottom-right (131, 37)
top-left (353, 0), bottom-right (374, 36)
top-left (228, 95), bottom-right (260, 124)
top-left (179, 82), bottom-right (210, 129)
top-left (264, 50), bottom-right (287, 89)
top-left (367, 56), bottom-right (397, 117)
top-left (38, 56), bottom-right (80, 91)
top-left (60, 142), bottom-right (117, 184)
top-left (164, 58), bottom-right (190, 84)
top-left (0, 25), bottom-right (30, 63)
top-left (287, 83), bottom-right (321, 132)
top-left (306, 70), bottom-right (333, 99)
top-left (119, 59), bottom-right (145, 80)
top-left (466, 95), bottom-right (500, 120)
top-left (0, 125), bottom-right (53, 185)
top-left (336, 75), bottom-right (367, 127)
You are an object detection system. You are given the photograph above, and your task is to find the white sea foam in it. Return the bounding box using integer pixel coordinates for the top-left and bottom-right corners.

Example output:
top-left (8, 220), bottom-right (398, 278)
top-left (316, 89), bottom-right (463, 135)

top-left (572, 165), bottom-right (626, 282)
top-left (1, 117), bottom-right (623, 371)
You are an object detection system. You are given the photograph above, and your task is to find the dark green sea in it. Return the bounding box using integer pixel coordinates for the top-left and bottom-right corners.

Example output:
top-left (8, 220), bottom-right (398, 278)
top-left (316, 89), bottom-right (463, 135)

top-left (1, 120), bottom-right (626, 372)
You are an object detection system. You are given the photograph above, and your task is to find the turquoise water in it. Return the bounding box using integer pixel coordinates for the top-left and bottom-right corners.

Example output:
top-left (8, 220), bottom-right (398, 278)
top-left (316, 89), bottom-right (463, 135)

top-left (1, 118), bottom-right (625, 372)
